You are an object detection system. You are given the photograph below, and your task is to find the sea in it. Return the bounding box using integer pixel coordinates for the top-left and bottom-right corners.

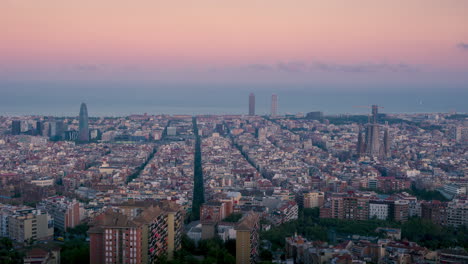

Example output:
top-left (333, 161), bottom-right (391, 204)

top-left (0, 82), bottom-right (466, 116)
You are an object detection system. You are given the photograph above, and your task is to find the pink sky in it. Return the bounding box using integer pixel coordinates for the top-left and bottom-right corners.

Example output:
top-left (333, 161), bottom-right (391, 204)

top-left (1, 0), bottom-right (468, 82)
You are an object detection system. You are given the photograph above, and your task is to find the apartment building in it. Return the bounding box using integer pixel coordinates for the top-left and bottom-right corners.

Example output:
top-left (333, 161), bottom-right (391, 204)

top-left (7, 208), bottom-right (53, 243)
top-left (38, 196), bottom-right (82, 231)
top-left (303, 192), bottom-right (325, 209)
top-left (236, 213), bottom-right (260, 264)
top-left (89, 201), bottom-right (183, 264)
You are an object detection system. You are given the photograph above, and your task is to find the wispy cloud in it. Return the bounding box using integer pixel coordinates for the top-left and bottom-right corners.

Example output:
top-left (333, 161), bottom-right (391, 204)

top-left (277, 61), bottom-right (308, 73)
top-left (245, 64), bottom-right (273, 72)
top-left (311, 61), bottom-right (419, 73)
top-left (457, 42), bottom-right (468, 51)
top-left (240, 61), bottom-right (420, 74)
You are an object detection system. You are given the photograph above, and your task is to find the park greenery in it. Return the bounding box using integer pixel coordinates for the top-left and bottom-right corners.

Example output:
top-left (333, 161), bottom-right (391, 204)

top-left (160, 236), bottom-right (236, 264)
top-left (3, 208), bottom-right (467, 263)
top-left (59, 223), bottom-right (90, 264)
top-left (60, 239), bottom-right (90, 264)
top-left (409, 185), bottom-right (449, 202)
top-left (0, 237), bottom-right (23, 264)
top-left (160, 208), bottom-right (468, 263)
top-left (223, 213), bottom-right (243, 222)
top-left (126, 146), bottom-right (157, 183)
top-left (0, 224), bottom-right (90, 264)
top-left (261, 208), bottom-right (468, 251)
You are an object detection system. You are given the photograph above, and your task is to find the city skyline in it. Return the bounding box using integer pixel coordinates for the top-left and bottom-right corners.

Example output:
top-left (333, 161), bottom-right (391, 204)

top-left (1, 1), bottom-right (467, 263)
top-left (1, 89), bottom-right (467, 117)
top-left (1, 97), bottom-right (467, 263)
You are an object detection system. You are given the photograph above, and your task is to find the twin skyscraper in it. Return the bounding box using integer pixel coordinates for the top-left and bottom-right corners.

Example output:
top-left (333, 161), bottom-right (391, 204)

top-left (248, 93), bottom-right (278, 117)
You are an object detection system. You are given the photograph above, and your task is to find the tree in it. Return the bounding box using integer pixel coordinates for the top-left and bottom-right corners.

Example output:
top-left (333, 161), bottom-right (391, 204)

top-left (260, 249), bottom-right (273, 261)
top-left (0, 237), bottom-right (23, 264)
top-left (60, 239), bottom-right (90, 264)
top-left (222, 213), bottom-right (243, 223)
top-left (261, 207), bottom-right (468, 251)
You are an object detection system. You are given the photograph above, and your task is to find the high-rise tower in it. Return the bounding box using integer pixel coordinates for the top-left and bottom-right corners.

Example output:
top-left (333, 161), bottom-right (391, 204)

top-left (79, 103), bottom-right (89, 142)
top-left (11, 120), bottom-right (21, 135)
top-left (271, 94), bottom-right (278, 117)
top-left (365, 105), bottom-right (380, 157)
top-left (249, 93), bottom-right (255, 116)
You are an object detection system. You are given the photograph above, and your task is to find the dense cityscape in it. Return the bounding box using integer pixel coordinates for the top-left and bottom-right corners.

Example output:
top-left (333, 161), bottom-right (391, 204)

top-left (0, 93), bottom-right (467, 264)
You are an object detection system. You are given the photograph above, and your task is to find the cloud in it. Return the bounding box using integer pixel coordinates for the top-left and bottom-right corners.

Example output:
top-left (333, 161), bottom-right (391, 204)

top-left (245, 64), bottom-right (273, 71)
top-left (311, 62), bottom-right (419, 73)
top-left (277, 61), bottom-right (308, 73)
top-left (239, 61), bottom-right (419, 74)
top-left (457, 42), bottom-right (468, 51)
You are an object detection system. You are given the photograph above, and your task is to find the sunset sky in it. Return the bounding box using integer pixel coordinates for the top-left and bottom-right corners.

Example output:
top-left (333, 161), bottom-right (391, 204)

top-left (1, 0), bottom-right (468, 85)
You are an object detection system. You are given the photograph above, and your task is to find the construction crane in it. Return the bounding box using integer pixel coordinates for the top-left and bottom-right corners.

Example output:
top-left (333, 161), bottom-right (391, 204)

top-left (352, 105), bottom-right (384, 123)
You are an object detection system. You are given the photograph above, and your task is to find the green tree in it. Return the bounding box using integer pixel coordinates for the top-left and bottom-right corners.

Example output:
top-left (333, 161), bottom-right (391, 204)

top-left (0, 237), bottom-right (23, 264)
top-left (60, 239), bottom-right (90, 264)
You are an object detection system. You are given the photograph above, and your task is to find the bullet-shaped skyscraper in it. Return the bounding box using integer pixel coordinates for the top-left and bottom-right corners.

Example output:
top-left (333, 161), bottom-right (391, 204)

top-left (271, 94), bottom-right (278, 117)
top-left (79, 103), bottom-right (89, 142)
top-left (249, 93), bottom-right (255, 116)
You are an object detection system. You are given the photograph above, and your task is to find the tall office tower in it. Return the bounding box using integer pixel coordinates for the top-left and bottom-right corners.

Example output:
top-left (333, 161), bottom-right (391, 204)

top-left (271, 94), bottom-right (278, 117)
top-left (248, 93), bottom-right (255, 116)
top-left (383, 126), bottom-right (391, 158)
top-left (236, 213), bottom-right (260, 264)
top-left (79, 103), bottom-right (90, 142)
top-left (11, 120), bottom-right (21, 135)
top-left (365, 105), bottom-right (380, 157)
top-left (56, 121), bottom-right (65, 140)
top-left (35, 121), bottom-right (43, 136)
top-left (450, 126), bottom-right (463, 142)
top-left (48, 122), bottom-right (57, 138)
top-left (48, 121), bottom-right (65, 139)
